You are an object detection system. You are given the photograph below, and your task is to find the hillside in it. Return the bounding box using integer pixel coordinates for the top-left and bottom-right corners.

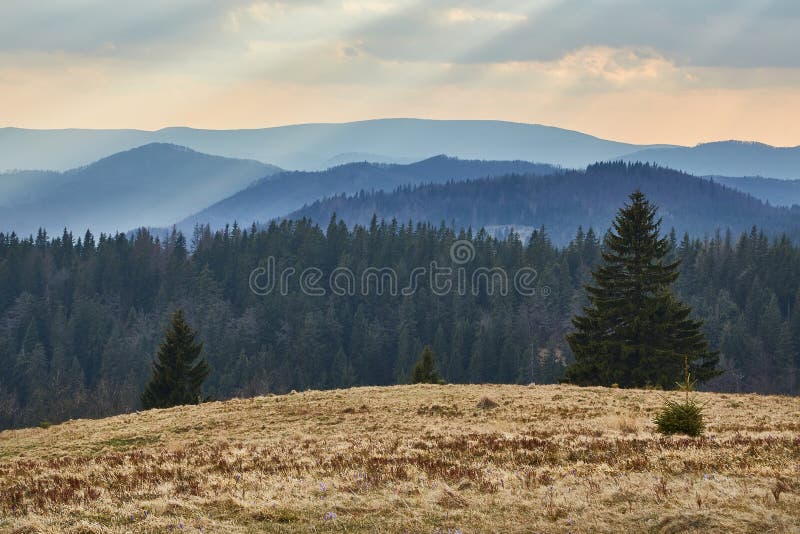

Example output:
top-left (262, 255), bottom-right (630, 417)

top-left (292, 162), bottom-right (800, 245)
top-left (710, 175), bottom-right (800, 207)
top-left (178, 155), bottom-right (559, 232)
top-left (622, 141), bottom-right (800, 180)
top-left (1, 384), bottom-right (798, 533)
top-left (0, 119), bottom-right (652, 172)
top-left (0, 143), bottom-right (280, 235)
top-left (0, 169), bottom-right (65, 206)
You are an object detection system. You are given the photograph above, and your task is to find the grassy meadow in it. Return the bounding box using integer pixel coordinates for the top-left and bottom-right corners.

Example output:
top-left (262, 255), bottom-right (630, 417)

top-left (0, 384), bottom-right (799, 533)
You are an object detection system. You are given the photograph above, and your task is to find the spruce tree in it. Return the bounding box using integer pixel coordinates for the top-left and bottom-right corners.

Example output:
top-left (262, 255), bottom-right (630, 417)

top-left (412, 346), bottom-right (443, 384)
top-left (141, 310), bottom-right (209, 409)
top-left (564, 191), bottom-right (719, 388)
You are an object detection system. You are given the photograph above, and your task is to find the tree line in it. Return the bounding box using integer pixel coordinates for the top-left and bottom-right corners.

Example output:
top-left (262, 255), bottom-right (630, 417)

top-left (0, 212), bottom-right (798, 428)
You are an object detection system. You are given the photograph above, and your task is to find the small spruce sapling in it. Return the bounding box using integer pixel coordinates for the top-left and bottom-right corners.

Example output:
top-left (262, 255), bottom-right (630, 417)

top-left (654, 356), bottom-right (706, 437)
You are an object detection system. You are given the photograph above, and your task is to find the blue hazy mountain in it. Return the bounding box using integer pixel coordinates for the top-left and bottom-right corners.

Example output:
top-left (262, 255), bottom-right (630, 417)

top-left (709, 175), bottom-right (800, 207)
top-left (290, 162), bottom-right (800, 246)
top-left (0, 169), bottom-right (65, 206)
top-left (0, 119), bottom-right (659, 171)
top-left (0, 143), bottom-right (280, 236)
top-left (178, 155), bottom-right (560, 232)
top-left (621, 141), bottom-right (800, 180)
top-left (4, 121), bottom-right (798, 178)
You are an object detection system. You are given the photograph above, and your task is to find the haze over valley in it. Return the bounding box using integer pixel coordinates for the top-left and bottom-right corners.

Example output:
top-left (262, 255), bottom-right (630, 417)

top-left (3, 121), bottom-right (800, 237)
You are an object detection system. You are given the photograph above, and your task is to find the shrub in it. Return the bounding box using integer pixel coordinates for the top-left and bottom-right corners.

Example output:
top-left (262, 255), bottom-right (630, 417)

top-left (654, 399), bottom-right (705, 437)
top-left (412, 346), bottom-right (444, 384)
top-left (655, 355), bottom-right (706, 437)
top-left (476, 396), bottom-right (499, 410)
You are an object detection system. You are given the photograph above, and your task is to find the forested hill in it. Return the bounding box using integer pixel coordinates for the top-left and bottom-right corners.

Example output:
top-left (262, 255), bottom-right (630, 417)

top-left (292, 162), bottom-right (800, 245)
top-left (2, 217), bottom-right (800, 428)
top-left (178, 156), bottom-right (559, 232)
top-left (0, 143), bottom-right (280, 235)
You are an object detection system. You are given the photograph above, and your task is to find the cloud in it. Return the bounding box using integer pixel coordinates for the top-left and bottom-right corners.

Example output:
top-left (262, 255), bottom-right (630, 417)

top-left (1, 1), bottom-right (797, 67)
top-left (340, 45), bottom-right (360, 57)
top-left (0, 0), bottom-right (799, 146)
top-left (553, 47), bottom-right (678, 84)
top-left (444, 8), bottom-right (527, 23)
top-left (343, 0), bottom-right (800, 68)
top-left (2, 47), bottom-right (800, 147)
top-left (225, 2), bottom-right (289, 31)
top-left (341, 1), bottom-right (396, 14)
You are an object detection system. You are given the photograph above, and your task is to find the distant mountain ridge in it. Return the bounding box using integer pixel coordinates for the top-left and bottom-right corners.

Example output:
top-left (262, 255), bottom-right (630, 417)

top-left (708, 175), bottom-right (800, 207)
top-left (4, 120), bottom-right (797, 179)
top-left (0, 143), bottom-right (280, 235)
top-left (0, 119), bottom-right (659, 171)
top-left (622, 141), bottom-right (800, 180)
top-left (178, 155), bottom-right (560, 233)
top-left (290, 162), bottom-right (800, 245)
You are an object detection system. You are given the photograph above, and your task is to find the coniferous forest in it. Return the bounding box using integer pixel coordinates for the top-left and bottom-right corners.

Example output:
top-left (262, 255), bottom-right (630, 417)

top-left (293, 162), bottom-right (800, 246)
top-left (1, 213), bottom-right (799, 428)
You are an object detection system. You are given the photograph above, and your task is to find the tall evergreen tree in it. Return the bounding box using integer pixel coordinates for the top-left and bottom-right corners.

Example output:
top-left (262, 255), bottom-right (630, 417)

top-left (141, 310), bottom-right (209, 409)
top-left (564, 191), bottom-right (719, 388)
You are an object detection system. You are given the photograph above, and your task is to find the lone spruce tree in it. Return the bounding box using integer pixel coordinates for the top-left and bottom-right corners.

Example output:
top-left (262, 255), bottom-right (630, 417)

top-left (141, 310), bottom-right (209, 409)
top-left (564, 190), bottom-right (719, 388)
top-left (412, 346), bottom-right (444, 384)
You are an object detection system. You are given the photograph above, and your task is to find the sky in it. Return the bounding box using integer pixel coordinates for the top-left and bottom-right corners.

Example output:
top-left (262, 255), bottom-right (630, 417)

top-left (1, 0), bottom-right (799, 146)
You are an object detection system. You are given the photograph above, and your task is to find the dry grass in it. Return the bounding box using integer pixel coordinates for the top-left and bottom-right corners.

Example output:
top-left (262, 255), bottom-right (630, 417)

top-left (0, 384), bottom-right (799, 533)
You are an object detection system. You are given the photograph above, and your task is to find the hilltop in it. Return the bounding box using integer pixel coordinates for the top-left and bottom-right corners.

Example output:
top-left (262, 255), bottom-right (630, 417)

top-left (1, 384), bottom-right (798, 533)
top-left (0, 143), bottom-right (279, 235)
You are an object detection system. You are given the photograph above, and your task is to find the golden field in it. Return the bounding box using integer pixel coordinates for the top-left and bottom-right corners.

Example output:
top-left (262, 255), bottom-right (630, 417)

top-left (0, 384), bottom-right (799, 533)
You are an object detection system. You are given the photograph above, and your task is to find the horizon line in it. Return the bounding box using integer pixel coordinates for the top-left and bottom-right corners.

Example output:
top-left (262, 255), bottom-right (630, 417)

top-left (2, 118), bottom-right (798, 149)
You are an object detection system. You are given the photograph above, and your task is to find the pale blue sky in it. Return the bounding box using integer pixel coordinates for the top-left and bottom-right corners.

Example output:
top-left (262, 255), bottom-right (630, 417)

top-left (1, 1), bottom-right (799, 145)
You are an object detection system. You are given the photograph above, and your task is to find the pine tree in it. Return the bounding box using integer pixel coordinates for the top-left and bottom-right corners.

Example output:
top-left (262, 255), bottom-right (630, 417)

top-left (141, 310), bottom-right (209, 409)
top-left (411, 346), bottom-right (443, 384)
top-left (564, 191), bottom-right (720, 388)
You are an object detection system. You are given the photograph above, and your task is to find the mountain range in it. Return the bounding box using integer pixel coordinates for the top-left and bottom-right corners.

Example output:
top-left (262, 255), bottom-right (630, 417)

top-left (0, 119), bottom-right (651, 172)
top-left (177, 156), bottom-right (559, 233)
top-left (2, 119), bottom-right (800, 238)
top-left (4, 119), bottom-right (799, 180)
top-left (291, 162), bottom-right (800, 246)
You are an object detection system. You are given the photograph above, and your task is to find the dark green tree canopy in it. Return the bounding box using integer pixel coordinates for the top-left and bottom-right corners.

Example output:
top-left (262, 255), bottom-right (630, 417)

top-left (3, 208), bottom-right (799, 429)
top-left (412, 346), bottom-right (443, 384)
top-left (141, 310), bottom-right (209, 409)
top-left (564, 190), bottom-right (720, 388)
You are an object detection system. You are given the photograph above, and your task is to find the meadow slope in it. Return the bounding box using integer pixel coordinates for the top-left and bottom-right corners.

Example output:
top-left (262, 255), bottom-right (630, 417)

top-left (0, 384), bottom-right (799, 533)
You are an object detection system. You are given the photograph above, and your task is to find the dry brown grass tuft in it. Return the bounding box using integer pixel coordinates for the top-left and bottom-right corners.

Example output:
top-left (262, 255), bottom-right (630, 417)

top-left (610, 413), bottom-right (641, 434)
top-left (0, 384), bottom-right (798, 532)
top-left (475, 396), bottom-right (499, 410)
